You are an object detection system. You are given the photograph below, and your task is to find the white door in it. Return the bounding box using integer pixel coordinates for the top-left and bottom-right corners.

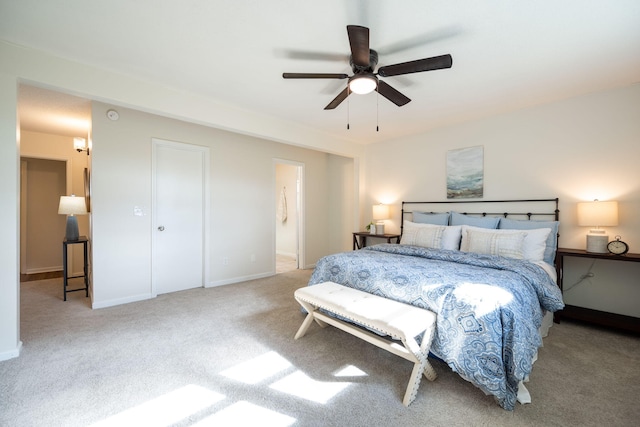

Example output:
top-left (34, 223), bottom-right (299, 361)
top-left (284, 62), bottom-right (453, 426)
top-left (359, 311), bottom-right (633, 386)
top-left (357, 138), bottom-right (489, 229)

top-left (152, 139), bottom-right (209, 295)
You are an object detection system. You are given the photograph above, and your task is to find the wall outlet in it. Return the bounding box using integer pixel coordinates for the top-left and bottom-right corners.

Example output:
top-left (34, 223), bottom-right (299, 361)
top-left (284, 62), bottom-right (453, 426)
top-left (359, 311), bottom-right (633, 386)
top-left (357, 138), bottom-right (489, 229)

top-left (222, 257), bottom-right (229, 265)
top-left (250, 254), bottom-right (256, 263)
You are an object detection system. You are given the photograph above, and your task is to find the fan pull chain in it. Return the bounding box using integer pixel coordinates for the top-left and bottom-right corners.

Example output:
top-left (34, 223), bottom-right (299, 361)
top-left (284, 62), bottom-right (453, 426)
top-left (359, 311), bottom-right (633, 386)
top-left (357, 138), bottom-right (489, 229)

top-left (347, 88), bottom-right (350, 130)
top-left (376, 89), bottom-right (379, 132)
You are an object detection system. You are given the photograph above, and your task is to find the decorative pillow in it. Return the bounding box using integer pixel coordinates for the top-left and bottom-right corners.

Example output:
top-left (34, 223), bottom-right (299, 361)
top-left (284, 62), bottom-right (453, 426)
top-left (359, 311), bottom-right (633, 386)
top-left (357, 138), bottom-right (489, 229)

top-left (442, 225), bottom-right (463, 251)
top-left (461, 225), bottom-right (552, 262)
top-left (450, 211), bottom-right (500, 229)
top-left (461, 226), bottom-right (526, 259)
top-left (402, 221), bottom-right (462, 251)
top-left (412, 211), bottom-right (450, 226)
top-left (401, 221), bottom-right (445, 249)
top-left (499, 218), bottom-right (559, 265)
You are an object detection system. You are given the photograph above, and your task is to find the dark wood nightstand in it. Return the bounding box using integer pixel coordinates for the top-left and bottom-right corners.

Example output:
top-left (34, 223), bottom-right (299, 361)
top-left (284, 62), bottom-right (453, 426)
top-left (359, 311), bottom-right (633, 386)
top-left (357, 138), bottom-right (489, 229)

top-left (556, 248), bottom-right (640, 333)
top-left (352, 232), bottom-right (401, 250)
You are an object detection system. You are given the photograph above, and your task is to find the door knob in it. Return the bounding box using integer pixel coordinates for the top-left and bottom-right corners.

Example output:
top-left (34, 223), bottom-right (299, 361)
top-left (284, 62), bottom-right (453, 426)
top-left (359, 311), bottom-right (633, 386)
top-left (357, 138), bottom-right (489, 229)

top-left (158, 226), bottom-right (165, 231)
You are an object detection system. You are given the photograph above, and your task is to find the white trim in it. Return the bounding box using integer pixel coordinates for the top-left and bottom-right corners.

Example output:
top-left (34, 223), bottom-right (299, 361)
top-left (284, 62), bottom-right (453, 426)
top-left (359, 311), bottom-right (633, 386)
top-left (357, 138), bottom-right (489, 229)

top-left (0, 341), bottom-right (22, 362)
top-left (92, 293), bottom-right (154, 309)
top-left (207, 271), bottom-right (274, 288)
top-left (24, 266), bottom-right (62, 274)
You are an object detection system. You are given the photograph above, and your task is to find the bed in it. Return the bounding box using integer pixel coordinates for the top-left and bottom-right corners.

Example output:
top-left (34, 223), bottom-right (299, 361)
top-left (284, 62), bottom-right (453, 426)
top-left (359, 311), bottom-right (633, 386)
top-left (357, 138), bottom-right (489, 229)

top-left (307, 199), bottom-right (565, 410)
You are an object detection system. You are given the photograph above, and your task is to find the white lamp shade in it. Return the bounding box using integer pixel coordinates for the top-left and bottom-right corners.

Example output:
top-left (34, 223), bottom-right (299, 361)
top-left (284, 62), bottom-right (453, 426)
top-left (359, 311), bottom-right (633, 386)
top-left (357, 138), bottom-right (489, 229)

top-left (372, 204), bottom-right (389, 220)
top-left (58, 196), bottom-right (88, 215)
top-left (577, 200), bottom-right (618, 227)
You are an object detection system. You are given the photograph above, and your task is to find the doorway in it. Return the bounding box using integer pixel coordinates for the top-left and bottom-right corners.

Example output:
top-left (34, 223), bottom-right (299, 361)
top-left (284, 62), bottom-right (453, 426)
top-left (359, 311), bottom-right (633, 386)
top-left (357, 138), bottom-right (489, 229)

top-left (151, 138), bottom-right (210, 295)
top-left (20, 157), bottom-right (68, 277)
top-left (275, 160), bottom-right (303, 273)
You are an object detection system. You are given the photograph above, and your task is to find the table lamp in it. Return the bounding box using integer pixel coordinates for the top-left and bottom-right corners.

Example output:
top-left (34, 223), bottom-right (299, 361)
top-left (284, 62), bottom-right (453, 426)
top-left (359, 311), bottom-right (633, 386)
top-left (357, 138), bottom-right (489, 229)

top-left (577, 199), bottom-right (618, 253)
top-left (373, 204), bottom-right (390, 235)
top-left (58, 195), bottom-right (87, 241)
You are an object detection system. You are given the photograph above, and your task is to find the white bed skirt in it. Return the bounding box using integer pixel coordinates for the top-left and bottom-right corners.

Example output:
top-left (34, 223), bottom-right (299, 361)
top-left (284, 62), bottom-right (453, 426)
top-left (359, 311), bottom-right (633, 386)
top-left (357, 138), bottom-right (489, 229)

top-left (517, 310), bottom-right (555, 404)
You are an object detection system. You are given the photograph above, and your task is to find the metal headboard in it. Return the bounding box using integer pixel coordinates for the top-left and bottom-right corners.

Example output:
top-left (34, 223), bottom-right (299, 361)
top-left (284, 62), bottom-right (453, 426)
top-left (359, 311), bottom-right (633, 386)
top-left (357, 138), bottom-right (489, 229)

top-left (400, 198), bottom-right (559, 235)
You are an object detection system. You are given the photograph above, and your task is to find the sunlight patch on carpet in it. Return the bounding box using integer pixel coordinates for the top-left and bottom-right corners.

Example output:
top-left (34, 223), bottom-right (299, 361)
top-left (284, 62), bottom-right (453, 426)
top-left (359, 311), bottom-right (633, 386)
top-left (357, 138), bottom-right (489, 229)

top-left (219, 351), bottom-right (292, 384)
top-left (90, 384), bottom-right (224, 427)
top-left (193, 401), bottom-right (296, 427)
top-left (270, 371), bottom-right (351, 404)
top-left (334, 364), bottom-right (368, 377)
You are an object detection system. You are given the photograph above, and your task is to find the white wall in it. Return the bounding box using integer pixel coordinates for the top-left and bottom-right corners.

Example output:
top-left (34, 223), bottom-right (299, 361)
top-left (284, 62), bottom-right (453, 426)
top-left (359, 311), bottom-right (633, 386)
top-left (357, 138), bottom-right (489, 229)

top-left (0, 74), bottom-right (20, 361)
top-left (0, 41), bottom-right (361, 359)
top-left (90, 102), bottom-right (354, 308)
top-left (363, 83), bottom-right (640, 317)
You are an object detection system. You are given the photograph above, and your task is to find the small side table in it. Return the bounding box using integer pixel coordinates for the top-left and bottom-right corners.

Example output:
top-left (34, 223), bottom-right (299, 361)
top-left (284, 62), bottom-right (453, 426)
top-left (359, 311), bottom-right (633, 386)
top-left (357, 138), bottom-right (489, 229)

top-left (353, 232), bottom-right (401, 250)
top-left (555, 248), bottom-right (640, 333)
top-left (63, 236), bottom-right (89, 301)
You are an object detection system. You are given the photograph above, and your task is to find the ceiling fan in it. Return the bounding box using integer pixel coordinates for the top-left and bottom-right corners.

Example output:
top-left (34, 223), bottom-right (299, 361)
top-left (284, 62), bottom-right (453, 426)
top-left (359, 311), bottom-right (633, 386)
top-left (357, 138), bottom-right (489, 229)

top-left (282, 25), bottom-right (453, 110)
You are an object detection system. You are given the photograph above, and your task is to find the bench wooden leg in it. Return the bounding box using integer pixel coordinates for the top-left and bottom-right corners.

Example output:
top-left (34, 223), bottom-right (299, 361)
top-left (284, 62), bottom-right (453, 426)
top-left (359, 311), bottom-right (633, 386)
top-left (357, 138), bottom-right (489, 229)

top-left (294, 312), bottom-right (315, 340)
top-left (294, 300), bottom-right (328, 339)
top-left (401, 327), bottom-right (438, 406)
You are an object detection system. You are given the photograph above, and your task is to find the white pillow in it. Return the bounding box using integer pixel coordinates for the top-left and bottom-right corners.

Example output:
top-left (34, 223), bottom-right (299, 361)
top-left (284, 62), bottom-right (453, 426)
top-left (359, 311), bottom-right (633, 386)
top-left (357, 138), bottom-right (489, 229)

top-left (401, 221), bottom-right (462, 251)
top-left (401, 221), bottom-right (444, 249)
top-left (461, 226), bottom-right (526, 259)
top-left (460, 225), bottom-right (552, 262)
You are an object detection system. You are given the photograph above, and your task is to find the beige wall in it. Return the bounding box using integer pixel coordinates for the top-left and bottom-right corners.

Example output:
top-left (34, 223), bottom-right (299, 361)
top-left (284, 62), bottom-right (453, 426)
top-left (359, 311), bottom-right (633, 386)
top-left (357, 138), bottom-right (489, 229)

top-left (363, 83), bottom-right (640, 317)
top-left (21, 158), bottom-right (66, 272)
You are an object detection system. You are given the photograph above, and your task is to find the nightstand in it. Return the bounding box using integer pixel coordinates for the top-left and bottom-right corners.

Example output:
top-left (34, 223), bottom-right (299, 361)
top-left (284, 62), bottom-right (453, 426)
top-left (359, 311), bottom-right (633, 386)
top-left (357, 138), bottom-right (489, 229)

top-left (352, 232), bottom-right (401, 250)
top-left (556, 248), bottom-right (640, 333)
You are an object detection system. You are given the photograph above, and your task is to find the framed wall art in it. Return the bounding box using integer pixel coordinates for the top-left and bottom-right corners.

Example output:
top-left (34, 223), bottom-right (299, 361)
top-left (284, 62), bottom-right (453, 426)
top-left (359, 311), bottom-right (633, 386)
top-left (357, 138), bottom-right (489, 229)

top-left (446, 146), bottom-right (483, 199)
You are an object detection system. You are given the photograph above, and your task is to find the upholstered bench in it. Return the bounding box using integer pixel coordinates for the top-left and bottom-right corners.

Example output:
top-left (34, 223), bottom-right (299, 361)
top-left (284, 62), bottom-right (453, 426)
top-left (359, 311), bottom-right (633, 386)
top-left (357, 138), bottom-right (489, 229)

top-left (294, 281), bottom-right (438, 406)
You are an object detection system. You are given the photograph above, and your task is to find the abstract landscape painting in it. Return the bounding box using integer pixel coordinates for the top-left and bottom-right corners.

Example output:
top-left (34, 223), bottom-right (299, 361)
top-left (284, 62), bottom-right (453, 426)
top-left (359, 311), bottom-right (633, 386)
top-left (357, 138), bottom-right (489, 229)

top-left (446, 146), bottom-right (483, 199)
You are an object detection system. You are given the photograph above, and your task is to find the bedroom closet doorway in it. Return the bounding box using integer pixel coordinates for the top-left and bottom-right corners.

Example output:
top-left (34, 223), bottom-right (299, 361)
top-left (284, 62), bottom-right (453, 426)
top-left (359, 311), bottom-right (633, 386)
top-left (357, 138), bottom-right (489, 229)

top-left (275, 160), bottom-right (304, 273)
top-left (151, 139), bottom-right (210, 295)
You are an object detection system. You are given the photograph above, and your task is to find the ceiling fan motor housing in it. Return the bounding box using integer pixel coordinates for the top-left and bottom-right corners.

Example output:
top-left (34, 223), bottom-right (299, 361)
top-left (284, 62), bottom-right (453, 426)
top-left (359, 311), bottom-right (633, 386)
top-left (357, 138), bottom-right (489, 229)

top-left (350, 49), bottom-right (378, 73)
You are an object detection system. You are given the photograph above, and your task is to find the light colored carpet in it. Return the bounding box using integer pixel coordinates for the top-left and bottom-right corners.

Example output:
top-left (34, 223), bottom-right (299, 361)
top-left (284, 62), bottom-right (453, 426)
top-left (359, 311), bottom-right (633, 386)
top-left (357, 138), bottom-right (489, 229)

top-left (2, 271), bottom-right (639, 427)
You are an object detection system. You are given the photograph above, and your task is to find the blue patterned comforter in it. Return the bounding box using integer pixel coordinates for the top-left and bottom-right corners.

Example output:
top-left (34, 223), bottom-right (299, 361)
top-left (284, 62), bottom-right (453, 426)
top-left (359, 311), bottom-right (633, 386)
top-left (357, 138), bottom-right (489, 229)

top-left (308, 244), bottom-right (564, 410)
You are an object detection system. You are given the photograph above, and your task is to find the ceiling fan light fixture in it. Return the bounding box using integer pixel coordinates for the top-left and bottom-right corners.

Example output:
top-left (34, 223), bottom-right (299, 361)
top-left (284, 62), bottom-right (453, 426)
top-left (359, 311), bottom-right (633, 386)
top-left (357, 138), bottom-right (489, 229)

top-left (349, 75), bottom-right (377, 95)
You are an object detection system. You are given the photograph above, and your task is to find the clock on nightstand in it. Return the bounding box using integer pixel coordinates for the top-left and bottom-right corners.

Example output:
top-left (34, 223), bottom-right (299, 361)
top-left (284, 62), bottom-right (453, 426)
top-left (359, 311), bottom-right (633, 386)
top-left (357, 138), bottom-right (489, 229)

top-left (607, 235), bottom-right (629, 255)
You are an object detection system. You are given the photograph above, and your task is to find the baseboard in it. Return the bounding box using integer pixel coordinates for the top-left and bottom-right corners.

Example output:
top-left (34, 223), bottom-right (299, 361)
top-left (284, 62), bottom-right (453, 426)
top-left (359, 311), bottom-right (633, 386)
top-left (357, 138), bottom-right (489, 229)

top-left (276, 250), bottom-right (297, 258)
top-left (207, 271), bottom-right (274, 288)
top-left (92, 293), bottom-right (154, 309)
top-left (0, 340), bottom-right (22, 361)
top-left (25, 266), bottom-right (62, 274)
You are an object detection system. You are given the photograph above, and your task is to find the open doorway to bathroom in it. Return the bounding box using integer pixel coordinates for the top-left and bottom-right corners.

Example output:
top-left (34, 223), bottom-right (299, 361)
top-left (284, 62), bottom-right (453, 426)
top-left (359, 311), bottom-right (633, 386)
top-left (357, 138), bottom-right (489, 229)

top-left (275, 160), bottom-right (304, 273)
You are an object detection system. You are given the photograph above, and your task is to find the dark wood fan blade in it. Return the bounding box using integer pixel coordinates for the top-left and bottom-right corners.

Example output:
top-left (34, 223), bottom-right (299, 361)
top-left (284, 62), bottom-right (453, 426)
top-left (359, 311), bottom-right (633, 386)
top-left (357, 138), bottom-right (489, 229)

top-left (376, 81), bottom-right (411, 107)
top-left (324, 87), bottom-right (350, 110)
top-left (347, 25), bottom-right (370, 68)
top-left (283, 73), bottom-right (349, 79)
top-left (377, 54), bottom-right (452, 77)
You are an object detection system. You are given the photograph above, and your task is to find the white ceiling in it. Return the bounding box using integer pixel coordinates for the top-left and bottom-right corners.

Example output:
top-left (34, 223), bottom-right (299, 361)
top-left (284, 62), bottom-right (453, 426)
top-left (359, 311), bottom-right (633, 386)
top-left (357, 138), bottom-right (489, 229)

top-left (3, 0), bottom-right (640, 144)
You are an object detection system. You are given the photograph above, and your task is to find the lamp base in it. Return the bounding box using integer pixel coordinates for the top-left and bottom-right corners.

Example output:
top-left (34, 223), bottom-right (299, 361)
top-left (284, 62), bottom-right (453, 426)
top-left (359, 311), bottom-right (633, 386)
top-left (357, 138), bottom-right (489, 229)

top-left (586, 230), bottom-right (608, 253)
top-left (375, 221), bottom-right (385, 235)
top-left (65, 215), bottom-right (80, 241)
